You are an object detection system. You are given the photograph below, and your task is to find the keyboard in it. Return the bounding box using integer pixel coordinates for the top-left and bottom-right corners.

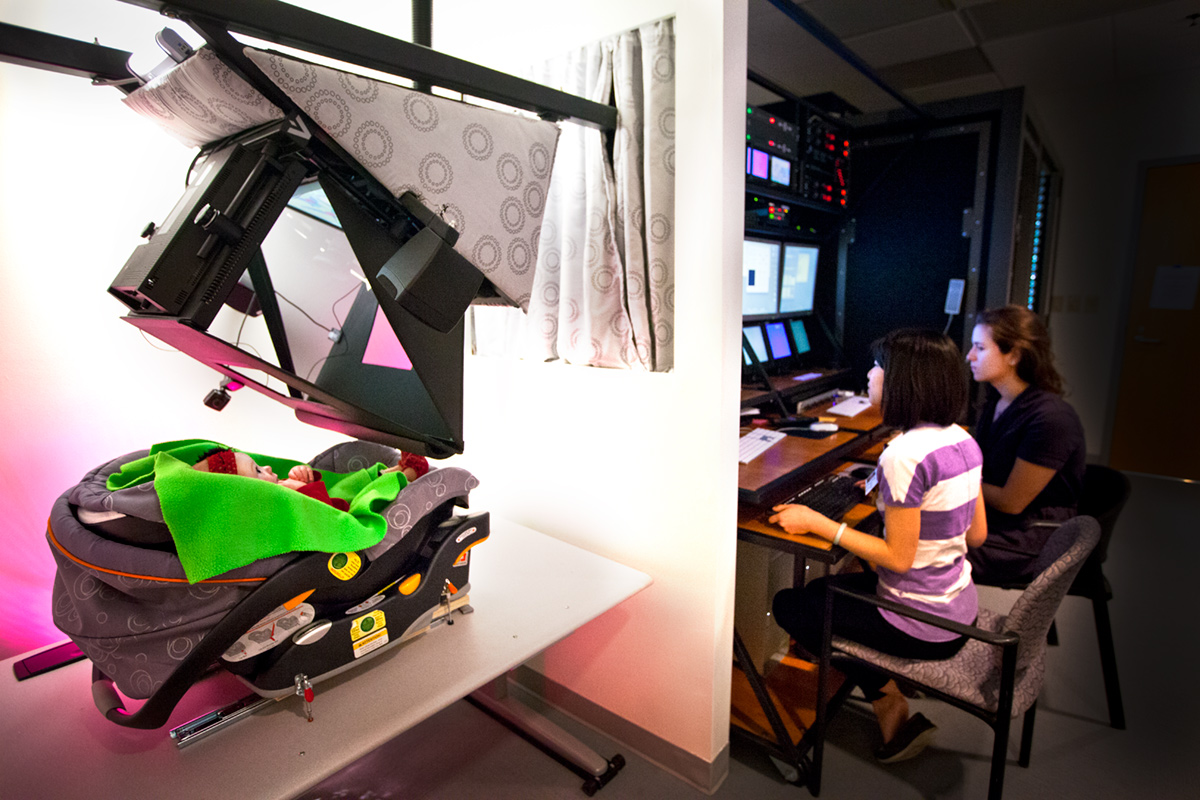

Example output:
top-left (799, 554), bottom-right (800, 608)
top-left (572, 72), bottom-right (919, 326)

top-left (738, 429), bottom-right (786, 463)
top-left (784, 473), bottom-right (867, 520)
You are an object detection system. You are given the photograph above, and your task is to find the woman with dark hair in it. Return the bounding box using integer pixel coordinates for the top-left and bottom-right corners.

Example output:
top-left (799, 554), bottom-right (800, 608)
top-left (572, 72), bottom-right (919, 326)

top-left (965, 305), bottom-right (1085, 583)
top-left (770, 329), bottom-right (987, 764)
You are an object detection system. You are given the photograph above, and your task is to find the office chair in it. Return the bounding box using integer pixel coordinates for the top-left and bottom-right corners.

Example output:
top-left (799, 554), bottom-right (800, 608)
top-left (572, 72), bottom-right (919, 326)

top-left (974, 464), bottom-right (1131, 730)
top-left (810, 516), bottom-right (1100, 800)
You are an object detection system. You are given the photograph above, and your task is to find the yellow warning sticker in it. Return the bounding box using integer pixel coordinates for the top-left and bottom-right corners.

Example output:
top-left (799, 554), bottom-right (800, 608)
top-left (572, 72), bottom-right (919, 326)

top-left (352, 627), bottom-right (389, 659)
top-left (351, 610), bottom-right (386, 642)
top-left (328, 552), bottom-right (362, 581)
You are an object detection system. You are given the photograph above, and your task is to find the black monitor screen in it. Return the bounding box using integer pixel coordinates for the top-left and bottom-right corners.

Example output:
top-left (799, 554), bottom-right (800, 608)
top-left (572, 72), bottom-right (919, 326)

top-left (743, 324), bottom-right (769, 364)
top-left (789, 318), bottom-right (812, 355)
top-left (779, 242), bottom-right (819, 314)
top-left (742, 238), bottom-right (780, 316)
top-left (765, 320), bottom-right (791, 360)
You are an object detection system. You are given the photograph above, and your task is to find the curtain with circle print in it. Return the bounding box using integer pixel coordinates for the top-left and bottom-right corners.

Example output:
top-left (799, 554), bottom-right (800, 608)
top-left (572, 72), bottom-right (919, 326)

top-left (522, 17), bottom-right (676, 371)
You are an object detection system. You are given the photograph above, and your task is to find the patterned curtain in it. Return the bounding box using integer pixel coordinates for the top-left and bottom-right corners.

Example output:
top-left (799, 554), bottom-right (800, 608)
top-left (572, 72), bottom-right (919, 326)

top-left (478, 18), bottom-right (675, 370)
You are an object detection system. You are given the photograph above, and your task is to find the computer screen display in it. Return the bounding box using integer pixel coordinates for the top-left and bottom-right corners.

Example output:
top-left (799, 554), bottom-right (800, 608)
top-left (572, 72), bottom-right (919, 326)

top-left (788, 318), bottom-right (811, 355)
top-left (769, 155), bottom-right (791, 187)
top-left (779, 243), bottom-right (819, 314)
top-left (743, 324), bottom-right (769, 365)
top-left (765, 320), bottom-right (791, 360)
top-left (746, 147), bottom-right (769, 180)
top-left (742, 238), bottom-right (781, 316)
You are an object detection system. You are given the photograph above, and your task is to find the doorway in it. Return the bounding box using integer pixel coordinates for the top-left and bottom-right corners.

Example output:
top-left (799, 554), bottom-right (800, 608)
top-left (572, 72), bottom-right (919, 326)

top-left (1109, 159), bottom-right (1200, 480)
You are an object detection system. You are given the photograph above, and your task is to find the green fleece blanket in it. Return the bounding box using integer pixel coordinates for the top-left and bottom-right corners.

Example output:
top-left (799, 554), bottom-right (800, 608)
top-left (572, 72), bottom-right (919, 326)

top-left (107, 440), bottom-right (405, 583)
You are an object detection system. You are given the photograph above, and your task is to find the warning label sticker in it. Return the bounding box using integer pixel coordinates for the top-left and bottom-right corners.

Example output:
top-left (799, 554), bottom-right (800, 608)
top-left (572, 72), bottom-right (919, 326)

top-left (352, 627), bottom-right (389, 659)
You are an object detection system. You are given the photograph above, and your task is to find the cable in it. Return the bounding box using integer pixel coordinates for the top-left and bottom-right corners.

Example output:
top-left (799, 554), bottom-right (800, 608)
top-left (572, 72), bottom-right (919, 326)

top-left (275, 291), bottom-right (332, 333)
top-left (139, 329), bottom-right (178, 351)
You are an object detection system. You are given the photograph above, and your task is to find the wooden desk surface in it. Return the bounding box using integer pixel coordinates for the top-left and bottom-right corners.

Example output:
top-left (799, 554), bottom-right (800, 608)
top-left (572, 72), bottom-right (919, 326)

top-left (803, 398), bottom-right (885, 433)
top-left (0, 519), bottom-right (651, 800)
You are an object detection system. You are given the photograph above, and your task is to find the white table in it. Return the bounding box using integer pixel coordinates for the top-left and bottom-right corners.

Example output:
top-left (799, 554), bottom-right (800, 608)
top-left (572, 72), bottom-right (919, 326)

top-left (0, 518), bottom-right (651, 799)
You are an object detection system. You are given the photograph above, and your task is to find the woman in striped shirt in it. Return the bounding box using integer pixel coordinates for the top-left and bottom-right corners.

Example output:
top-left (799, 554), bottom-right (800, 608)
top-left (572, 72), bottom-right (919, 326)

top-left (770, 328), bottom-right (987, 764)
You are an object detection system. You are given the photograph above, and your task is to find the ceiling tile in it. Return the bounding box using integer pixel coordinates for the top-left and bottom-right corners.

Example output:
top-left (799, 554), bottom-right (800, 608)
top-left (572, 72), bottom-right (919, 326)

top-left (876, 47), bottom-right (993, 90)
top-left (843, 12), bottom-right (977, 67)
top-left (964, 0), bottom-right (1178, 42)
top-left (793, 0), bottom-right (950, 39)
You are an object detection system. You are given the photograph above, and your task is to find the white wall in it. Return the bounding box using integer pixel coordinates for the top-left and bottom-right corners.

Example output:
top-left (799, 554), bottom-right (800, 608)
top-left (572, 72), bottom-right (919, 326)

top-left (0, 0), bottom-right (749, 775)
top-left (1027, 67), bottom-right (1200, 459)
top-left (432, 0), bottom-right (748, 767)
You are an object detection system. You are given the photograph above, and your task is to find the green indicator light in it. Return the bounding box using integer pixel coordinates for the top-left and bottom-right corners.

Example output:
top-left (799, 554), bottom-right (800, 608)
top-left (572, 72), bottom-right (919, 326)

top-left (747, 107), bottom-right (753, 113)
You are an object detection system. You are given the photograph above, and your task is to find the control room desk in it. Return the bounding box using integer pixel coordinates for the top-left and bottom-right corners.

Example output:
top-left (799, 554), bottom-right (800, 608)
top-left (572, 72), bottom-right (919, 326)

top-left (0, 519), bottom-right (651, 800)
top-left (732, 401), bottom-right (886, 789)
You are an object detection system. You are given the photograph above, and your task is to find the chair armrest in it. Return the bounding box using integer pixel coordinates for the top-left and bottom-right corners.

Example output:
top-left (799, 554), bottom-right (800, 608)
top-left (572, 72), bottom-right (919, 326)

top-left (828, 585), bottom-right (1018, 648)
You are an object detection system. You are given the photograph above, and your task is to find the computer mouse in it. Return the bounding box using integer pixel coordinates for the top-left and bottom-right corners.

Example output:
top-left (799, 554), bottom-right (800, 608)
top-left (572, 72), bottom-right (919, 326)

top-left (850, 466), bottom-right (874, 480)
top-left (810, 422), bottom-right (838, 432)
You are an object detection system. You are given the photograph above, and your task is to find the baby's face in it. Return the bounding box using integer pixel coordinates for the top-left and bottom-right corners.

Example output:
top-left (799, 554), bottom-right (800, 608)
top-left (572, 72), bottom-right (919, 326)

top-left (235, 452), bottom-right (278, 482)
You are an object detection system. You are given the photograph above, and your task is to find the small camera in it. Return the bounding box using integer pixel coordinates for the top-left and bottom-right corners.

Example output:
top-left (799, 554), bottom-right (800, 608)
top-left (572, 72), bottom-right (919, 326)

top-left (203, 387), bottom-right (231, 411)
top-left (203, 377), bottom-right (243, 411)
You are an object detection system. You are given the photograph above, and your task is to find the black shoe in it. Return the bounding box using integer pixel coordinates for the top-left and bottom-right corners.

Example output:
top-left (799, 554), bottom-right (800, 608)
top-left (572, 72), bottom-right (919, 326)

top-left (874, 713), bottom-right (937, 764)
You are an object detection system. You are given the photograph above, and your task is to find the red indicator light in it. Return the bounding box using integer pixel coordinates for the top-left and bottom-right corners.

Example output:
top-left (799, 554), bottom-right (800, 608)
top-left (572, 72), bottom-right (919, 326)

top-left (768, 140), bottom-right (775, 147)
top-left (843, 150), bottom-right (849, 156)
top-left (843, 140), bottom-right (849, 147)
top-left (841, 199), bottom-right (847, 206)
top-left (769, 117), bottom-right (776, 124)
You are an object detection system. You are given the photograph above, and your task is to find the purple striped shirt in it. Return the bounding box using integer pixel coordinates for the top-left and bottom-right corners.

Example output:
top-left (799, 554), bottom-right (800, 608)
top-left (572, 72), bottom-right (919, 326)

top-left (875, 424), bottom-right (983, 641)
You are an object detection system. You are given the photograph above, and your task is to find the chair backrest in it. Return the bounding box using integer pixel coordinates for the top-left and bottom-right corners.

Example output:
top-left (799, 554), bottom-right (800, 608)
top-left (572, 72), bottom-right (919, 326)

top-left (1077, 464), bottom-right (1131, 565)
top-left (1003, 515), bottom-right (1101, 669)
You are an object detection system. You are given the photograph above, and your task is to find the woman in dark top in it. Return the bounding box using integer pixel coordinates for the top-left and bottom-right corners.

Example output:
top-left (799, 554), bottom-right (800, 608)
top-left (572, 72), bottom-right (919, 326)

top-left (965, 305), bottom-right (1086, 583)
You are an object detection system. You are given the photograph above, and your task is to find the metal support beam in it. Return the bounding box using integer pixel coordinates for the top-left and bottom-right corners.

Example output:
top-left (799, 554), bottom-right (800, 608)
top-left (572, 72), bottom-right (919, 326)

top-left (119, 0), bottom-right (617, 129)
top-left (0, 22), bottom-right (136, 90)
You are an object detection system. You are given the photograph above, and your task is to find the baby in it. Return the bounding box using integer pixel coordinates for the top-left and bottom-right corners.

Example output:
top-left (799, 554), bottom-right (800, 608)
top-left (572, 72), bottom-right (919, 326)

top-left (193, 448), bottom-right (430, 511)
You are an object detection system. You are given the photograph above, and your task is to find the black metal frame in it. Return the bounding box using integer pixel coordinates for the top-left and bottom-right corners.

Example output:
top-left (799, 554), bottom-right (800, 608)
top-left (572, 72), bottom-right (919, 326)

top-left (0, 21), bottom-right (137, 90)
top-left (119, 0), bottom-right (616, 129)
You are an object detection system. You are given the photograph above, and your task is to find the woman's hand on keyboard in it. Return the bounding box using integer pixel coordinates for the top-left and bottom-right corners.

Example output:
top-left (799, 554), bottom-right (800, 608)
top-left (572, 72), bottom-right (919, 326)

top-left (769, 504), bottom-right (833, 538)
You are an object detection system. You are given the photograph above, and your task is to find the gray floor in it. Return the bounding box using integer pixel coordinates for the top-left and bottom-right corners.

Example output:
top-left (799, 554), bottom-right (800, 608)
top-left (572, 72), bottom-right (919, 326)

top-left (298, 473), bottom-right (1199, 799)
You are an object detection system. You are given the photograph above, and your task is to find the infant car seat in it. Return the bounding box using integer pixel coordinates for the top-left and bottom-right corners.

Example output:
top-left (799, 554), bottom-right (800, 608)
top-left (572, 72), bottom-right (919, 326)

top-left (46, 440), bottom-right (486, 729)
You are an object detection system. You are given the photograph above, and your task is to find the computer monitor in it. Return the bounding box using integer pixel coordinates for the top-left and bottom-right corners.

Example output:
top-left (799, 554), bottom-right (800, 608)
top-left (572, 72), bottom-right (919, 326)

top-left (746, 146), bottom-right (769, 181)
top-left (788, 317), bottom-right (812, 355)
top-left (764, 320), bottom-right (791, 360)
top-left (743, 323), bottom-right (769, 366)
top-left (742, 238), bottom-right (781, 317)
top-left (779, 242), bottom-right (819, 314)
top-left (769, 155), bottom-right (792, 188)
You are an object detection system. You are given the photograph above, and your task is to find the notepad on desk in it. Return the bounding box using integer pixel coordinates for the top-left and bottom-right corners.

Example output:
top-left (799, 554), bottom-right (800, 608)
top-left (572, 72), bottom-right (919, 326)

top-left (738, 429), bottom-right (786, 463)
top-left (828, 395), bottom-right (872, 417)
